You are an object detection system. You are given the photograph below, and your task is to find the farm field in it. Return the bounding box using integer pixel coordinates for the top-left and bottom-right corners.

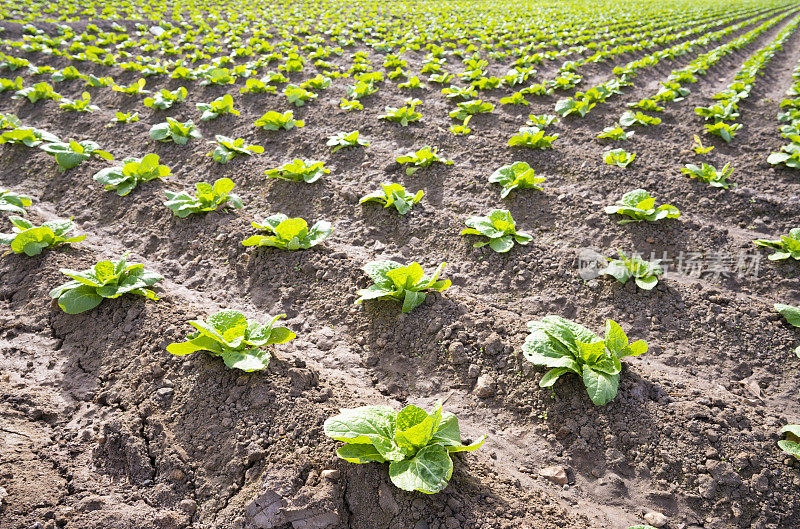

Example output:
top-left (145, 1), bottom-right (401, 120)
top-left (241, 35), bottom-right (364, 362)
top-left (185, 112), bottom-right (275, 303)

top-left (2, 0), bottom-right (800, 527)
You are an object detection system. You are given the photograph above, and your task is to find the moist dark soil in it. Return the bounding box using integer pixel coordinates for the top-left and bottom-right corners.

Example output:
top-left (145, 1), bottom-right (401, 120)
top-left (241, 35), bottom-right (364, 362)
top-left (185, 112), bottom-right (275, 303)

top-left (2, 7), bottom-right (800, 529)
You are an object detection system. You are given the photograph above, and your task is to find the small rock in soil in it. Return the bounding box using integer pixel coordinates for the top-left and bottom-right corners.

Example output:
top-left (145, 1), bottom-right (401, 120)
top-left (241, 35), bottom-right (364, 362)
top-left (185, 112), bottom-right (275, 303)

top-left (473, 374), bottom-right (495, 398)
top-left (644, 511), bottom-right (668, 527)
top-left (539, 466), bottom-right (568, 486)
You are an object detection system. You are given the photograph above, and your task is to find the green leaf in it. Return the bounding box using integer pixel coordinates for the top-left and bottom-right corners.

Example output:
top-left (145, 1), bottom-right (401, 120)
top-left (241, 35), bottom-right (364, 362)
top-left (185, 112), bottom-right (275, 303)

top-left (775, 303), bottom-right (800, 327)
top-left (221, 348), bottom-right (270, 372)
top-left (56, 284), bottom-right (104, 314)
top-left (324, 405), bottom-right (396, 445)
top-left (539, 367), bottom-right (568, 388)
top-left (581, 365), bottom-right (619, 406)
top-left (336, 443), bottom-right (388, 464)
top-left (388, 443), bottom-right (453, 494)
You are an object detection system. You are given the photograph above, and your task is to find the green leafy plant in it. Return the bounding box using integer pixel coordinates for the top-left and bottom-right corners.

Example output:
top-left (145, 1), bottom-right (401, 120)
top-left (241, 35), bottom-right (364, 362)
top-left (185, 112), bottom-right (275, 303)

top-left (0, 127), bottom-right (60, 147)
top-left (196, 94), bottom-right (240, 120)
top-left (522, 316), bottom-right (647, 405)
top-left (360, 183), bottom-right (423, 214)
top-left (692, 134), bottom-right (714, 154)
top-left (284, 84), bottom-right (317, 106)
top-left (59, 92), bottom-right (98, 112)
top-left (0, 216), bottom-right (85, 256)
top-left (461, 209), bottom-right (532, 252)
top-left (113, 78), bottom-right (148, 95)
top-left (164, 178), bottom-right (243, 218)
top-left (755, 228), bottom-right (800, 261)
top-left (767, 143), bottom-right (800, 168)
top-left (339, 98), bottom-right (364, 111)
top-left (254, 110), bottom-right (305, 131)
top-left (324, 402), bottom-right (485, 494)
top-left (488, 162), bottom-right (545, 198)
top-left (143, 87), bottom-right (187, 109)
top-left (379, 100), bottom-right (422, 126)
top-left (681, 162), bottom-right (735, 189)
top-left (93, 154), bottom-right (172, 196)
top-left (449, 116), bottom-right (472, 135)
top-left (167, 310), bottom-right (295, 372)
top-left (448, 99), bottom-right (493, 121)
top-left (327, 130), bottom-right (369, 153)
top-left (208, 135), bottom-right (263, 164)
top-left (507, 127), bottom-right (558, 149)
top-left (597, 126), bottom-right (633, 141)
top-left (779, 425), bottom-right (800, 459)
top-left (110, 112), bottom-right (139, 124)
top-left (775, 303), bottom-right (800, 356)
top-left (149, 118), bottom-right (201, 145)
top-left (265, 159), bottom-right (328, 183)
top-left (13, 82), bottom-right (61, 103)
top-left (601, 251), bottom-right (662, 290)
top-left (0, 188), bottom-right (32, 214)
top-left (603, 148), bottom-right (635, 167)
top-left (604, 189), bottom-right (680, 224)
top-left (527, 114), bottom-right (559, 128)
top-left (355, 260), bottom-right (451, 313)
top-left (704, 121), bottom-right (741, 142)
top-left (396, 146), bottom-right (452, 175)
top-left (0, 77), bottom-right (23, 93)
top-left (619, 110), bottom-right (661, 127)
top-left (40, 140), bottom-right (113, 171)
top-left (49, 253), bottom-right (163, 314)
top-left (241, 214), bottom-right (332, 250)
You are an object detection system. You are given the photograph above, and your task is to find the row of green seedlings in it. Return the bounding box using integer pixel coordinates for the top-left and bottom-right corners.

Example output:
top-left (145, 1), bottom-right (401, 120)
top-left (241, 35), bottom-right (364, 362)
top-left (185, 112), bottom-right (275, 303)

top-left (554, 9), bottom-right (784, 119)
top-left (694, 14), bottom-right (800, 142)
top-left (768, 61), bottom-right (800, 168)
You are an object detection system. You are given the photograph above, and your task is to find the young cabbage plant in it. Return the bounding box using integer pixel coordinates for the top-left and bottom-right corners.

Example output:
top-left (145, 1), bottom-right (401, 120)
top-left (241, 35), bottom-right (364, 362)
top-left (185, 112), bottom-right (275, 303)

top-left (0, 216), bottom-right (85, 256)
top-left (619, 110), bottom-right (661, 127)
top-left (681, 162), bottom-right (735, 189)
top-left (396, 146), bottom-right (452, 175)
top-left (779, 425), bottom-right (800, 459)
top-left (13, 82), bottom-right (61, 103)
top-left (93, 154), bottom-right (172, 196)
top-left (327, 130), bottom-right (369, 153)
top-left (149, 118), bottom-right (201, 145)
top-left (488, 162), bottom-right (546, 198)
top-left (601, 251), bottom-right (662, 290)
top-left (775, 303), bottom-right (800, 357)
top-left (461, 209), bottom-right (532, 253)
top-left (507, 127), bottom-right (558, 149)
top-left (284, 84), bottom-right (317, 106)
top-left (603, 148), bottom-right (635, 168)
top-left (340, 98), bottom-right (364, 111)
top-left (167, 310), bottom-right (295, 372)
top-left (49, 253), bottom-right (163, 314)
top-left (527, 114), bottom-right (559, 128)
top-left (355, 260), bottom-right (451, 313)
top-left (523, 316), bottom-right (647, 405)
top-left (164, 178), bottom-right (243, 218)
top-left (449, 116), bottom-right (472, 135)
top-left (240, 78), bottom-right (278, 94)
top-left (604, 189), bottom-right (680, 224)
top-left (0, 113), bottom-right (20, 129)
top-left (40, 140), bottom-right (113, 171)
top-left (113, 78), bottom-right (148, 95)
top-left (143, 87), bottom-right (187, 110)
top-left (755, 228), bottom-right (800, 261)
top-left (448, 99), bottom-right (494, 121)
top-left (109, 112), bottom-right (139, 124)
top-left (324, 402), bottom-right (485, 494)
top-left (196, 94), bottom-right (240, 120)
top-left (360, 183), bottom-right (423, 214)
top-left (692, 134), bottom-right (714, 154)
top-left (242, 214), bottom-right (332, 250)
top-left (0, 127), bottom-right (60, 147)
top-left (704, 122), bottom-right (741, 143)
top-left (254, 110), bottom-right (305, 131)
top-left (597, 126), bottom-right (633, 141)
top-left (379, 100), bottom-right (422, 126)
top-left (265, 159), bottom-right (329, 183)
top-left (59, 92), bottom-right (98, 112)
top-left (208, 135), bottom-right (263, 164)
top-left (0, 188), bottom-right (32, 214)
top-left (768, 143), bottom-right (800, 169)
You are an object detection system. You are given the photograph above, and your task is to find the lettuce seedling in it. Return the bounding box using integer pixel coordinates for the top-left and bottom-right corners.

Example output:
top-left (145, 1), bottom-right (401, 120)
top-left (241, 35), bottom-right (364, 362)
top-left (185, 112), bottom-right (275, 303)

top-left (704, 122), bottom-right (741, 143)
top-left (0, 188), bottom-right (32, 214)
top-left (441, 85), bottom-right (477, 100)
top-left (355, 260), bottom-right (451, 313)
top-left (396, 146), bottom-right (452, 175)
top-left (692, 134), bottom-right (714, 154)
top-left (500, 92), bottom-right (528, 105)
top-left (775, 303), bottom-right (800, 356)
top-left (0, 127), bottom-right (60, 147)
top-left (0, 113), bottom-right (20, 129)
top-left (554, 98), bottom-right (594, 117)
top-left (779, 425), bottom-right (800, 459)
top-left (399, 76), bottom-right (425, 89)
top-left (59, 92), bottom-right (98, 112)
top-left (93, 154), bottom-right (172, 196)
top-left (527, 114), bottom-right (559, 128)
top-left (13, 82), bottom-right (61, 103)
top-left (149, 118), bottom-right (201, 145)
top-left (254, 110), bottom-right (304, 131)
top-left (143, 87), bottom-right (187, 110)
top-left (597, 126), bottom-right (633, 141)
top-left (240, 78), bottom-right (277, 94)
top-left (488, 161), bottom-right (545, 198)
top-left (324, 402), bottom-right (485, 494)
top-left (681, 162), bottom-right (735, 189)
top-left (326, 130), bottom-right (368, 153)
top-left (619, 110), bottom-right (661, 127)
top-left (604, 189), bottom-right (680, 224)
top-left (507, 127), bottom-right (558, 149)
top-left (360, 183), bottom-right (423, 214)
top-left (347, 80), bottom-right (379, 100)
top-left (339, 98), bottom-right (364, 111)
top-left (755, 229), bottom-right (800, 261)
top-left (379, 101), bottom-right (422, 126)
top-left (0, 216), bottom-right (85, 256)
top-left (40, 140), bottom-right (114, 171)
top-left (265, 159), bottom-right (328, 183)
top-left (50, 66), bottom-right (81, 83)
top-left (284, 84), bottom-right (317, 106)
top-left (461, 209), bottom-right (532, 252)
top-left (109, 112), bottom-right (139, 124)
top-left (49, 253), bottom-right (163, 314)
top-left (300, 74), bottom-right (332, 90)
top-left (241, 214), bottom-right (332, 250)
top-left (448, 99), bottom-right (494, 121)
top-left (604, 148), bottom-right (635, 168)
top-left (167, 310), bottom-right (295, 372)
top-left (449, 116), bottom-right (472, 135)
top-left (767, 143), bottom-right (800, 169)
top-left (208, 135), bottom-right (263, 164)
top-left (112, 78), bottom-right (149, 95)
top-left (164, 177), bottom-right (243, 218)
top-left (523, 316), bottom-right (647, 405)
top-left (0, 77), bottom-right (23, 92)
top-left (602, 251), bottom-right (662, 290)
top-left (196, 94), bottom-right (240, 121)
